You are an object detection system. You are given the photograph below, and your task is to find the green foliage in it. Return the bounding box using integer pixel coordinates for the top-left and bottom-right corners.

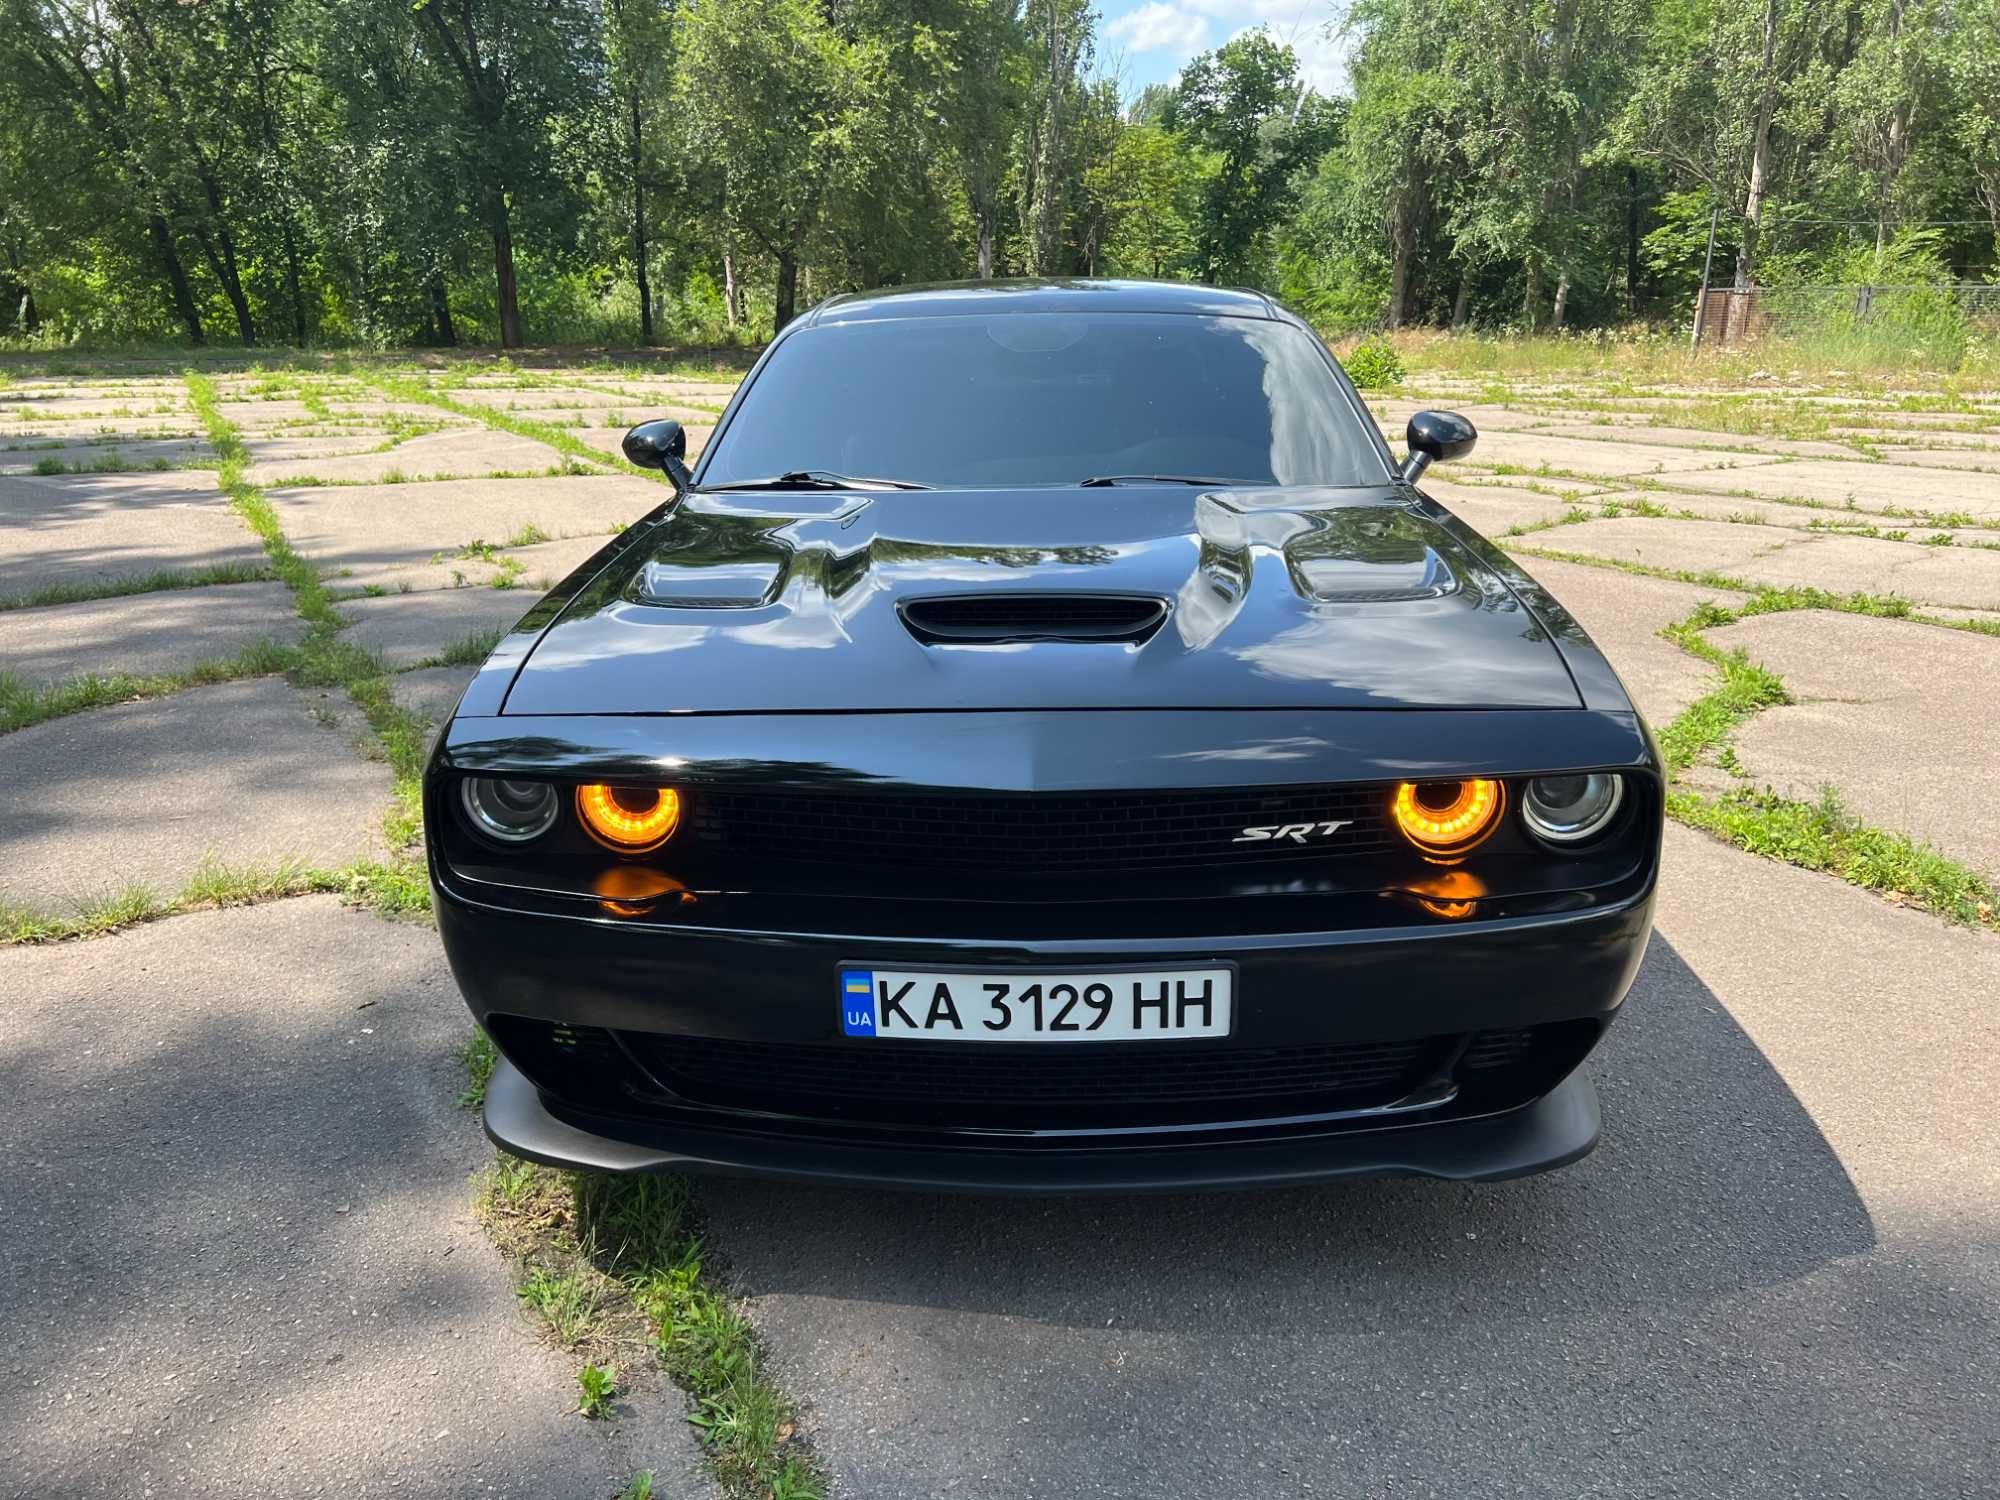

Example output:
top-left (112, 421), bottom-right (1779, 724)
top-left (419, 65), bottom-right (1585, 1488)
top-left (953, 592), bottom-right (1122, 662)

top-left (576, 1363), bottom-right (617, 1419)
top-left (1340, 338), bottom-right (1406, 390)
top-left (1, 0), bottom-right (1994, 350)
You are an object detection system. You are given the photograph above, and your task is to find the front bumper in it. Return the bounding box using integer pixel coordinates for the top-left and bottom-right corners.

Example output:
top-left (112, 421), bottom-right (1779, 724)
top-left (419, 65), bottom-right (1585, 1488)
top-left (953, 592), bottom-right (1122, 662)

top-left (438, 867), bottom-right (1653, 1190)
top-left (483, 1052), bottom-right (1603, 1191)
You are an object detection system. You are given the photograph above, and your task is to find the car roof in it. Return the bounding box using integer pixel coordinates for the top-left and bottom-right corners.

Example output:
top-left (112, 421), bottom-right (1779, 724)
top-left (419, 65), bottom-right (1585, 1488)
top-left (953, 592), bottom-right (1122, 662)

top-left (803, 278), bottom-right (1284, 326)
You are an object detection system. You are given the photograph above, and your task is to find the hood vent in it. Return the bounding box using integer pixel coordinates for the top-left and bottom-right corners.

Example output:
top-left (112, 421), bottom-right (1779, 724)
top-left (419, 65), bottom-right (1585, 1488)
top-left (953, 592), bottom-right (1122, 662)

top-left (900, 593), bottom-right (1168, 645)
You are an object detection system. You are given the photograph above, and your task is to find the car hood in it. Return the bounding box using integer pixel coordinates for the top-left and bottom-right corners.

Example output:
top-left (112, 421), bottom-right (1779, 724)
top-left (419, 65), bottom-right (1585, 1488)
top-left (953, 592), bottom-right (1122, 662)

top-left (500, 486), bottom-right (1582, 715)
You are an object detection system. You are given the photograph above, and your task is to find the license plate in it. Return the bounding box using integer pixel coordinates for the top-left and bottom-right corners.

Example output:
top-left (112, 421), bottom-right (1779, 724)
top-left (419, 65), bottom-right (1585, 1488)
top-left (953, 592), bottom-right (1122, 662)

top-left (838, 966), bottom-right (1232, 1042)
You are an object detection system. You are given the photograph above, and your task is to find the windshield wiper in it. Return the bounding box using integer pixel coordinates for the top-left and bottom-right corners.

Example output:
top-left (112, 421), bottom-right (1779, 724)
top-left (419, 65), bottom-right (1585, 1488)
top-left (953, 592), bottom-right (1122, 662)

top-left (705, 469), bottom-right (933, 492)
top-left (1078, 474), bottom-right (1250, 488)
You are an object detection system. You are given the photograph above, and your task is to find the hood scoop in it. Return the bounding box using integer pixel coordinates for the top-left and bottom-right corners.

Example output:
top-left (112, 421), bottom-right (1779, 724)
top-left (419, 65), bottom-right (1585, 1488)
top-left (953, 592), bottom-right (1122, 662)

top-left (899, 592), bottom-right (1168, 645)
top-left (637, 558), bottom-right (784, 608)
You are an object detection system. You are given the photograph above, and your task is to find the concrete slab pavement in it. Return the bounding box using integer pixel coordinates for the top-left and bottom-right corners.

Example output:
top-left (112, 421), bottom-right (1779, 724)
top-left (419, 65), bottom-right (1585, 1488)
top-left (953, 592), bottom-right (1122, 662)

top-left (340, 589), bottom-right (534, 668)
top-left (0, 582), bottom-right (300, 684)
top-left (0, 471), bottom-right (263, 598)
top-left (1709, 609), bottom-right (2000, 878)
top-left (1509, 553), bottom-right (1745, 724)
top-left (0, 899), bottom-right (712, 1500)
top-left (267, 475), bottom-right (666, 578)
top-left (0, 678), bottom-right (390, 914)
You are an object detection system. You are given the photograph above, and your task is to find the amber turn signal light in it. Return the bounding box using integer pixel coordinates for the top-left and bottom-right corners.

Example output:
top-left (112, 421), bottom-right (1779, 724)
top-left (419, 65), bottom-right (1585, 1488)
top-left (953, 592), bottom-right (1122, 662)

top-left (1391, 778), bottom-right (1503, 855)
top-left (576, 784), bottom-right (682, 852)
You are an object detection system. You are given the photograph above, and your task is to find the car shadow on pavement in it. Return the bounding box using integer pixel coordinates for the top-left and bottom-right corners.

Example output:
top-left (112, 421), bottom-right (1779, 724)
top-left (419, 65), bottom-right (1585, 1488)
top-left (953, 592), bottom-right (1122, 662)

top-left (697, 932), bottom-right (1877, 1335)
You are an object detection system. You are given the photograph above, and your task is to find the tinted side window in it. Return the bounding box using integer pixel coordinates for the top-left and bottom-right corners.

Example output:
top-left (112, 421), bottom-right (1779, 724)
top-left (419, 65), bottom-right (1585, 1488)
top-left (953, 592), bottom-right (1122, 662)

top-left (700, 313), bottom-right (1385, 489)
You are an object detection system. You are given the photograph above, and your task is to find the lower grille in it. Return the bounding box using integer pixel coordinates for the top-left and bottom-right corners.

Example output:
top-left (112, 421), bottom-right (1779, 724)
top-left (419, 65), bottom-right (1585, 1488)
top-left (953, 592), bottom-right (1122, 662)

top-left (690, 783), bottom-right (1396, 875)
top-left (491, 1017), bottom-right (1602, 1136)
top-left (626, 1033), bottom-right (1440, 1130)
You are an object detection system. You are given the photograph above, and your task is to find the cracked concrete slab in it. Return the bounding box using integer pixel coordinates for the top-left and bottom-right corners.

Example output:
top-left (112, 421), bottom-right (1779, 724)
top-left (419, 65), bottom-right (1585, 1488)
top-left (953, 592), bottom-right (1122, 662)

top-left (0, 898), bottom-right (712, 1500)
top-left (0, 678), bottom-right (390, 914)
top-left (340, 588), bottom-right (534, 668)
top-left (0, 582), bottom-right (300, 684)
top-left (1533, 516), bottom-right (2000, 609)
top-left (0, 470), bottom-right (262, 598)
top-left (0, 436), bottom-right (214, 473)
top-left (267, 475), bottom-right (667, 578)
top-left (1510, 554), bottom-right (1745, 724)
top-left (1422, 479), bottom-right (1580, 538)
top-left (247, 428), bottom-right (572, 487)
top-left (391, 664), bottom-right (479, 727)
top-left (1707, 609), bottom-right (2000, 878)
top-left (1449, 431), bottom-right (1784, 478)
top-left (1656, 458), bottom-right (2000, 519)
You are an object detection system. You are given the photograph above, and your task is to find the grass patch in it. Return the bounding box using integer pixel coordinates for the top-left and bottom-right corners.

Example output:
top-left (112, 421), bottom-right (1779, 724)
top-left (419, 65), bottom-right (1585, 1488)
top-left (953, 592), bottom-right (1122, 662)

top-left (1672, 786), bottom-right (1996, 927)
top-left (28, 449), bottom-right (175, 475)
top-left (0, 560), bottom-right (272, 613)
top-left (0, 639), bottom-right (300, 735)
top-left (1650, 587), bottom-right (2000, 929)
top-left (418, 627), bottom-right (509, 669)
top-left (0, 855), bottom-right (353, 944)
top-left (457, 1030), bottom-right (497, 1108)
top-left (475, 1161), bottom-right (826, 1498)
top-left (185, 370), bottom-right (434, 908)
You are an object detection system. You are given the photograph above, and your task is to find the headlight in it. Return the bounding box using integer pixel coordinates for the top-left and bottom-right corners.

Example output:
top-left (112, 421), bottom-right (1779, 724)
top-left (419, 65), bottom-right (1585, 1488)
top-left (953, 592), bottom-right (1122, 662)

top-left (1391, 778), bottom-right (1503, 855)
top-left (460, 777), bottom-right (560, 844)
top-left (576, 783), bottom-right (682, 852)
top-left (1521, 773), bottom-right (1625, 845)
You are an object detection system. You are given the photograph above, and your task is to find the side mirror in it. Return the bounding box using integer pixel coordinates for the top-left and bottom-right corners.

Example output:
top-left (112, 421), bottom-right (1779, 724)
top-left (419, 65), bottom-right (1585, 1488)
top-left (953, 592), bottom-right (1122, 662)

top-left (622, 418), bottom-right (694, 494)
top-left (1402, 410), bottom-right (1477, 483)
top-left (622, 418), bottom-right (687, 471)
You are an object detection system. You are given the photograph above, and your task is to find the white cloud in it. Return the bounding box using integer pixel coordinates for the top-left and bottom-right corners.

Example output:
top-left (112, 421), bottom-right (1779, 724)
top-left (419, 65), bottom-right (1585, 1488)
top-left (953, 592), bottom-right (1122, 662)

top-left (1102, 0), bottom-right (1353, 93)
top-left (1105, 1), bottom-right (1211, 55)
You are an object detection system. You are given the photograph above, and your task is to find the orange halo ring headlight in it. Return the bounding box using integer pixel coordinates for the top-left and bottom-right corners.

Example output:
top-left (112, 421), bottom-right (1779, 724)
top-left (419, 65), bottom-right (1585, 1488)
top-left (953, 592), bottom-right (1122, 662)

top-left (1391, 778), bottom-right (1504, 856)
top-left (576, 783), bottom-right (682, 853)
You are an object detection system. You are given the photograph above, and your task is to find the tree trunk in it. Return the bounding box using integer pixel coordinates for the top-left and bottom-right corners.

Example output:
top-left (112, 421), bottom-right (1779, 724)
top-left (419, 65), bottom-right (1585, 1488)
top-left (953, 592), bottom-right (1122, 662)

top-left (774, 248), bottom-right (799, 333)
top-left (630, 89), bottom-right (653, 344)
top-left (1388, 239), bottom-right (1411, 330)
top-left (1736, 0), bottom-right (1781, 291)
top-left (977, 212), bottom-right (995, 279)
top-left (1522, 260), bottom-right (1541, 331)
top-left (149, 212), bottom-right (204, 345)
top-left (1451, 270), bottom-right (1473, 331)
top-left (1552, 266), bottom-right (1572, 330)
top-left (1626, 167), bottom-right (1642, 316)
top-left (430, 277), bottom-right (458, 346)
top-left (491, 211), bottom-right (524, 348)
top-left (723, 242), bottom-right (739, 328)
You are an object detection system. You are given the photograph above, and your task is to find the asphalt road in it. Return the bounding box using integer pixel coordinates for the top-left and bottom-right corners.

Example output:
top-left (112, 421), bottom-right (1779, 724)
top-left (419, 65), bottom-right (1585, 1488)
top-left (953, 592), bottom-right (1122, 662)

top-left (699, 827), bottom-right (2000, 1498)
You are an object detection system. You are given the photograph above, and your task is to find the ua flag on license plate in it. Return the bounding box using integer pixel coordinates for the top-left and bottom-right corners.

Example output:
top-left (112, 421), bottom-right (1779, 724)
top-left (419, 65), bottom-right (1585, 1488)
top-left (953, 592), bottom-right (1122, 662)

top-left (841, 971), bottom-right (877, 1036)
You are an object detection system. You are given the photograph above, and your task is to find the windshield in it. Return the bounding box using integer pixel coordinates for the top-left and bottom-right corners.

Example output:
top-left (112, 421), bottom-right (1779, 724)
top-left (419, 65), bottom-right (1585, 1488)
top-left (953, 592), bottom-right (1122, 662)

top-left (698, 312), bottom-right (1389, 490)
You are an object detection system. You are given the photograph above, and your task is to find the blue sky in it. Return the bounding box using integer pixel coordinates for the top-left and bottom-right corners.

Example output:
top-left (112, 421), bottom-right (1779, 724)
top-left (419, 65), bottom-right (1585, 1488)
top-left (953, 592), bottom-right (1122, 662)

top-left (1095, 0), bottom-right (1354, 99)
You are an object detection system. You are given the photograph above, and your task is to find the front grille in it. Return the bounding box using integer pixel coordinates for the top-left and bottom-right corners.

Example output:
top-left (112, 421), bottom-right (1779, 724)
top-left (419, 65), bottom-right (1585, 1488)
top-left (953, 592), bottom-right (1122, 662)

top-left (690, 784), bottom-right (1395, 874)
top-left (628, 1032), bottom-right (1439, 1129)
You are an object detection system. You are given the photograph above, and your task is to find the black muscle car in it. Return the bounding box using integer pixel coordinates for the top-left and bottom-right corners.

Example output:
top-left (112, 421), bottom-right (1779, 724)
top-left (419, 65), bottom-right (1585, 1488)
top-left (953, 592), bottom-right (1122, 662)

top-left (426, 279), bottom-right (1661, 1192)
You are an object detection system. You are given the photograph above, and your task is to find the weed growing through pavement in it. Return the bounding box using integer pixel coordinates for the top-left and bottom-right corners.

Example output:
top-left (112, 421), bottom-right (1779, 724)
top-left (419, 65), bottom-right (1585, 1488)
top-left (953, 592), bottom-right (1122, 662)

top-left (184, 370), bottom-right (435, 910)
top-left (577, 1363), bottom-right (618, 1418)
top-left (1641, 580), bottom-right (2000, 929)
top-left (471, 1151), bottom-right (828, 1499)
top-left (0, 560), bottom-right (272, 613)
